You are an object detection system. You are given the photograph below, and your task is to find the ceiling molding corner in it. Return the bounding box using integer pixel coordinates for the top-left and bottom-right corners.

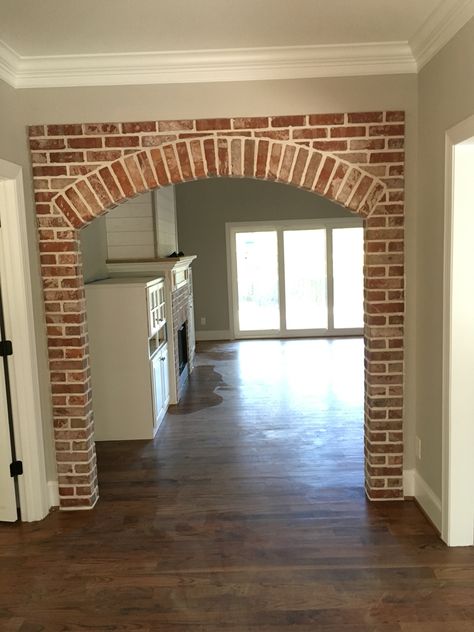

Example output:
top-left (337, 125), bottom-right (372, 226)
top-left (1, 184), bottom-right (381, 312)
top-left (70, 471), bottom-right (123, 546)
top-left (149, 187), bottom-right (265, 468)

top-left (0, 39), bottom-right (20, 87)
top-left (410, 0), bottom-right (474, 70)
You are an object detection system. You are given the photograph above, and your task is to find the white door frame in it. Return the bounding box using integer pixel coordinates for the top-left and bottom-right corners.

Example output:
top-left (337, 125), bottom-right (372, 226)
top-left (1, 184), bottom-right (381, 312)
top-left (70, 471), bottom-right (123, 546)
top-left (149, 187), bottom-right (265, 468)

top-left (0, 159), bottom-right (50, 522)
top-left (442, 114), bottom-right (474, 546)
top-left (226, 218), bottom-right (363, 339)
top-left (0, 311), bottom-right (18, 521)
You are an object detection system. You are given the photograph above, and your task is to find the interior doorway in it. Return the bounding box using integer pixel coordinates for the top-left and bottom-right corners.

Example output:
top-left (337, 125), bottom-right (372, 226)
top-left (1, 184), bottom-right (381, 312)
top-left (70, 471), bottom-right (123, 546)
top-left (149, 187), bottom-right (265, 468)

top-left (227, 218), bottom-right (363, 338)
top-left (442, 113), bottom-right (474, 546)
top-left (0, 159), bottom-right (50, 522)
top-left (27, 114), bottom-right (406, 509)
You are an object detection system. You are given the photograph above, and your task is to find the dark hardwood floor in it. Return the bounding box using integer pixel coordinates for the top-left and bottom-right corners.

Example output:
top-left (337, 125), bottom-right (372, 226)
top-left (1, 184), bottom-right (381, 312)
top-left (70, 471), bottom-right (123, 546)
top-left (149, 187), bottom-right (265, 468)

top-left (2, 338), bottom-right (474, 631)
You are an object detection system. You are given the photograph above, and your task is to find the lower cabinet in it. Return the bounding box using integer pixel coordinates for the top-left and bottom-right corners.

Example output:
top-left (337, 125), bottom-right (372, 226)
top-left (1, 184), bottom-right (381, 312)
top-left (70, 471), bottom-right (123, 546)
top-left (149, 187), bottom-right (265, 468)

top-left (151, 344), bottom-right (170, 430)
top-left (86, 277), bottom-right (170, 441)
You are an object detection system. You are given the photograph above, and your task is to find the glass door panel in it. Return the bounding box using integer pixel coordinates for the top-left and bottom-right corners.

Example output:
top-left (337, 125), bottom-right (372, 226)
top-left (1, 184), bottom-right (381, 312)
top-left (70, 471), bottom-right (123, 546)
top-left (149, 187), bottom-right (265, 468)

top-left (332, 227), bottom-right (364, 329)
top-left (235, 231), bottom-right (280, 331)
top-left (283, 229), bottom-right (328, 330)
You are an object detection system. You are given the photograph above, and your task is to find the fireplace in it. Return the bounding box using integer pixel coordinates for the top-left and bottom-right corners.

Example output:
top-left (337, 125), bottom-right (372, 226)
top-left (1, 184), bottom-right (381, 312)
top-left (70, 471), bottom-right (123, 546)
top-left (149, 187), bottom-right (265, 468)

top-left (177, 319), bottom-right (190, 396)
top-left (177, 323), bottom-right (188, 375)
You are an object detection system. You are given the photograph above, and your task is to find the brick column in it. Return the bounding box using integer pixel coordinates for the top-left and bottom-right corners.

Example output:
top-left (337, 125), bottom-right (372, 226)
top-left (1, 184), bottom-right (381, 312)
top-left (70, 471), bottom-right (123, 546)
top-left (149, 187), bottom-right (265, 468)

top-left (38, 213), bottom-right (98, 508)
top-left (364, 203), bottom-right (404, 499)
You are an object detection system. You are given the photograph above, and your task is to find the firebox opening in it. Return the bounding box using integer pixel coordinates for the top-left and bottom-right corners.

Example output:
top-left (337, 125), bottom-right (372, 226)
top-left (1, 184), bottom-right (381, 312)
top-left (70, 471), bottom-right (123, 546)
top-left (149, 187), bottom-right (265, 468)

top-left (178, 323), bottom-right (188, 375)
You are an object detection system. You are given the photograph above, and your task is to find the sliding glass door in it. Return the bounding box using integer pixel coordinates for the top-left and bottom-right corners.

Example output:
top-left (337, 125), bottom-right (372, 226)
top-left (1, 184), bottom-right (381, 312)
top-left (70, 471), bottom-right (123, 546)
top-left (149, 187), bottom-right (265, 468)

top-left (284, 229), bottom-right (328, 330)
top-left (229, 219), bottom-right (363, 338)
top-left (235, 231), bottom-right (280, 332)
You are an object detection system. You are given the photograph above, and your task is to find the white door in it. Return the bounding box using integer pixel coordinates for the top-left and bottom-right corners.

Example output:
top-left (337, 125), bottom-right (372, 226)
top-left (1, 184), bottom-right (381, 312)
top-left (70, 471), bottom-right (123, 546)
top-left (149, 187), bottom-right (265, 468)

top-left (151, 352), bottom-right (163, 429)
top-left (160, 345), bottom-right (170, 409)
top-left (151, 349), bottom-right (165, 430)
top-left (0, 291), bottom-right (18, 521)
top-left (151, 345), bottom-right (170, 432)
top-left (442, 120), bottom-right (474, 546)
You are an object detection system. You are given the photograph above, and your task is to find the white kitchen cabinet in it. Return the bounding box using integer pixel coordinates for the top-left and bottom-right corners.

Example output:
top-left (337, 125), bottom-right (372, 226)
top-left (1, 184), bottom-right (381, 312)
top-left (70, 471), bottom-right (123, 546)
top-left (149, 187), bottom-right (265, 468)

top-left (85, 277), bottom-right (170, 441)
top-left (107, 256), bottom-right (197, 404)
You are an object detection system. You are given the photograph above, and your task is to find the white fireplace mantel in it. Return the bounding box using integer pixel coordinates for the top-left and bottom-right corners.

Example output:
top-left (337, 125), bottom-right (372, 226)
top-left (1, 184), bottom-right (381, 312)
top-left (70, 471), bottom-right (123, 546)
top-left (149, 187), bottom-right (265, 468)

top-left (106, 256), bottom-right (197, 290)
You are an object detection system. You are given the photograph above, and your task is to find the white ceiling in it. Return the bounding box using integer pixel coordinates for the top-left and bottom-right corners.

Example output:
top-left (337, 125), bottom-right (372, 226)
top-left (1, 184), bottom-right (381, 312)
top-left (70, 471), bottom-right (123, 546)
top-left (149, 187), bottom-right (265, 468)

top-left (0, 0), bottom-right (439, 55)
top-left (0, 0), bottom-right (473, 88)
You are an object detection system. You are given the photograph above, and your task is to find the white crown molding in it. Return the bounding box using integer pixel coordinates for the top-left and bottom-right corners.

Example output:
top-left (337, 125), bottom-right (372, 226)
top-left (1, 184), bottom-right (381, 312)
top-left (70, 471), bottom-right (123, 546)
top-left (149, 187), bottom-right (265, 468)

top-left (0, 41), bottom-right (415, 89)
top-left (410, 0), bottom-right (474, 70)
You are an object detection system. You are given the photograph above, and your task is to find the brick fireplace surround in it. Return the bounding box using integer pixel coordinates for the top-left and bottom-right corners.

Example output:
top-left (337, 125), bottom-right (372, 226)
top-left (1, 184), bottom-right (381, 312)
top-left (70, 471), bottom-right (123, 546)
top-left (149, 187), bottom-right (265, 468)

top-left (29, 112), bottom-right (405, 510)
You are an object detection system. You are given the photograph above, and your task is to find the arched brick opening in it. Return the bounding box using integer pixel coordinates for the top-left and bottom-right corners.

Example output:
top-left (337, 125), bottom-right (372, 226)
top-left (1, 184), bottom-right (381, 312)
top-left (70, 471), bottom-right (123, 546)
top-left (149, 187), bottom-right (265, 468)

top-left (30, 113), bottom-right (405, 509)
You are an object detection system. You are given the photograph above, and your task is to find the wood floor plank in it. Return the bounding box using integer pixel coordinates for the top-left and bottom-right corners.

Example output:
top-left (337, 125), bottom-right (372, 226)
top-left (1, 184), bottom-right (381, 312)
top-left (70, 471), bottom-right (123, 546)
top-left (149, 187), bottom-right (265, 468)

top-left (1, 338), bottom-right (474, 631)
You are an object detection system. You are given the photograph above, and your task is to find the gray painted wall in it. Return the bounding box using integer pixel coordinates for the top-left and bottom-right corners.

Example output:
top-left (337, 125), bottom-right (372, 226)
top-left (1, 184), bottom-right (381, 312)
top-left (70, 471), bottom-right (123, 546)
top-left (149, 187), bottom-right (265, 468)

top-left (80, 216), bottom-right (108, 283)
top-left (416, 17), bottom-right (474, 498)
top-left (176, 178), bottom-right (351, 332)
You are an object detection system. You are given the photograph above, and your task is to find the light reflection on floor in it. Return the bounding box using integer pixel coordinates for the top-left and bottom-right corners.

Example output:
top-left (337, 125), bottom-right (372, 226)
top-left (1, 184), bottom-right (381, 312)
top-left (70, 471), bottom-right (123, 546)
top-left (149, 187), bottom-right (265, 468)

top-left (183, 337), bottom-right (366, 489)
top-left (236, 337), bottom-right (363, 408)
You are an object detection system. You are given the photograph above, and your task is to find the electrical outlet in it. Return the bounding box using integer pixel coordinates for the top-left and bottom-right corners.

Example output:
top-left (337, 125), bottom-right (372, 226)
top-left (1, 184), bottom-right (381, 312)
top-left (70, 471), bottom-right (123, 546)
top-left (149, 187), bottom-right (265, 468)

top-left (200, 316), bottom-right (206, 326)
top-left (416, 436), bottom-right (422, 460)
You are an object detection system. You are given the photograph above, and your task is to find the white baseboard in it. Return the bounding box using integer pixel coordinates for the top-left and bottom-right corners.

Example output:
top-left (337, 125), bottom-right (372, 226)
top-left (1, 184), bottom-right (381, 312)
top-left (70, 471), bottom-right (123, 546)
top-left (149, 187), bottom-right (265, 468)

top-left (403, 468), bottom-right (415, 497)
top-left (405, 468), bottom-right (442, 531)
top-left (195, 329), bottom-right (232, 341)
top-left (60, 495), bottom-right (99, 511)
top-left (48, 480), bottom-right (59, 507)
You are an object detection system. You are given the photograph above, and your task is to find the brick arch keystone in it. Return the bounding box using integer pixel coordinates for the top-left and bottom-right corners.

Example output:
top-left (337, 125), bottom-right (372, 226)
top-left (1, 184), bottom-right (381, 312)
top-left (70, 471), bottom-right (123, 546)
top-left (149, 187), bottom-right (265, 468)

top-left (51, 136), bottom-right (387, 228)
top-left (31, 113), bottom-right (405, 511)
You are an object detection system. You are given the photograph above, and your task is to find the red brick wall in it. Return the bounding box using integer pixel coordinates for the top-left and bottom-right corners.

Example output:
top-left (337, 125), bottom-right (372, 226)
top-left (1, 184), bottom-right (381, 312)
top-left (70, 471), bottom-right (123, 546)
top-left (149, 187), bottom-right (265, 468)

top-left (171, 281), bottom-right (195, 392)
top-left (29, 111), bottom-right (405, 508)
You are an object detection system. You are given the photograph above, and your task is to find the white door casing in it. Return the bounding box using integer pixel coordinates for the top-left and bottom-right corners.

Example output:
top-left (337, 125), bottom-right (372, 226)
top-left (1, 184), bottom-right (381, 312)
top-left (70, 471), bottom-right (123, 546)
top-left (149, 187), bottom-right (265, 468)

top-left (0, 159), bottom-right (50, 521)
top-left (0, 313), bottom-right (17, 520)
top-left (442, 114), bottom-right (474, 546)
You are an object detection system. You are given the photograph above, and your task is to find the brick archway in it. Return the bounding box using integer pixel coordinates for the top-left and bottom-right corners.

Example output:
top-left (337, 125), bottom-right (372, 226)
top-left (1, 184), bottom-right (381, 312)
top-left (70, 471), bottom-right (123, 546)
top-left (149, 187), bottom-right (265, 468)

top-left (52, 135), bottom-right (386, 228)
top-left (30, 113), bottom-right (405, 509)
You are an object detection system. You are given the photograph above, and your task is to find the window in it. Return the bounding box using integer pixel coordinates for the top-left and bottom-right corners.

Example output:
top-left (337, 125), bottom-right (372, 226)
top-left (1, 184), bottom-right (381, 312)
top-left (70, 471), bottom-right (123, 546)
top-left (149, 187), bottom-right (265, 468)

top-left (228, 219), bottom-right (363, 338)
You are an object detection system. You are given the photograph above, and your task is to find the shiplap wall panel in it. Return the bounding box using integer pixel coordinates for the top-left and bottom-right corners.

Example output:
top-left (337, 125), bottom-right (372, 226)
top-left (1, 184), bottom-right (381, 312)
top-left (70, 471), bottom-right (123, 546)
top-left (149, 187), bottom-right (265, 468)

top-left (106, 217), bottom-right (154, 233)
top-left (154, 187), bottom-right (178, 257)
top-left (107, 245), bottom-right (155, 260)
top-left (106, 193), bottom-right (155, 259)
top-left (107, 231), bottom-right (155, 247)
